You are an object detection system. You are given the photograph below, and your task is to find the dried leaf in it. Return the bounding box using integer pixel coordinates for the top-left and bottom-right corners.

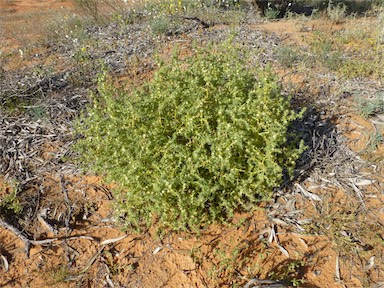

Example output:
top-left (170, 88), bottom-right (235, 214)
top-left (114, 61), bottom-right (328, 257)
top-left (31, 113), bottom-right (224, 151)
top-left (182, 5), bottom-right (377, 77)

top-left (339, 231), bottom-right (347, 237)
top-left (350, 182), bottom-right (366, 208)
top-left (272, 218), bottom-right (289, 226)
top-left (0, 255), bottom-right (9, 272)
top-left (277, 244), bottom-right (289, 258)
top-left (366, 256), bottom-right (375, 270)
top-left (243, 278), bottom-right (258, 288)
top-left (286, 210), bottom-right (303, 216)
top-left (298, 238), bottom-right (308, 249)
top-left (297, 218), bottom-right (312, 225)
top-left (37, 214), bottom-right (57, 235)
top-left (295, 183), bottom-right (322, 202)
top-left (100, 234), bottom-right (128, 246)
top-left (295, 223), bottom-right (305, 231)
top-left (320, 177), bottom-right (332, 183)
top-left (79, 249), bottom-right (103, 274)
top-left (355, 179), bottom-right (375, 186)
top-left (335, 255), bottom-right (340, 281)
top-left (268, 226), bottom-right (275, 244)
top-left (349, 178), bottom-right (375, 198)
top-left (307, 185), bottom-right (324, 190)
top-left (105, 273), bottom-right (114, 288)
top-left (244, 278), bottom-right (283, 288)
top-left (153, 246), bottom-right (163, 255)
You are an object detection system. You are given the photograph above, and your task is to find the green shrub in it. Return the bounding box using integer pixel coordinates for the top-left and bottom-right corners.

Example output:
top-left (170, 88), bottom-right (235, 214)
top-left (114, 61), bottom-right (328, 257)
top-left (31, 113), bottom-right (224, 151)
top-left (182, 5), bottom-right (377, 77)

top-left (0, 181), bottom-right (22, 215)
top-left (355, 93), bottom-right (384, 118)
top-left (275, 46), bottom-right (299, 68)
top-left (76, 44), bottom-right (306, 231)
top-left (150, 16), bottom-right (172, 35)
top-left (326, 0), bottom-right (347, 23)
top-left (265, 8), bottom-right (280, 20)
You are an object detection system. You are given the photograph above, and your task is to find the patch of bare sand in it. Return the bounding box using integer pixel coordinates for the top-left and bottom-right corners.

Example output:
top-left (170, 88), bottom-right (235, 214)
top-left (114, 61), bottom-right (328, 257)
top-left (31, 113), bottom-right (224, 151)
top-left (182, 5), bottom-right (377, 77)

top-left (338, 113), bottom-right (384, 160)
top-left (0, 0), bottom-right (75, 38)
top-left (251, 17), bottom-right (378, 46)
top-left (0, 0), bottom-right (75, 73)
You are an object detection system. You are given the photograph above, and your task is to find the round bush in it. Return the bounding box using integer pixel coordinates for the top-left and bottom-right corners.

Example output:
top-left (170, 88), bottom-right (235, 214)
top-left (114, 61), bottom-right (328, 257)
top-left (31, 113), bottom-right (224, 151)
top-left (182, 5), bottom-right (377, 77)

top-left (76, 44), bottom-right (305, 231)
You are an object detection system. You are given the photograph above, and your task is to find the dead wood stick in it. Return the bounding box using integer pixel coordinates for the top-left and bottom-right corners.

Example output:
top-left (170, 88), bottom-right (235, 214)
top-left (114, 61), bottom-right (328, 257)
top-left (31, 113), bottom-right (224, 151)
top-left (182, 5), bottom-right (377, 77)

top-left (0, 218), bottom-right (96, 257)
top-left (182, 16), bottom-right (212, 28)
top-left (60, 175), bottom-right (70, 204)
top-left (60, 175), bottom-right (73, 228)
top-left (0, 218), bottom-right (31, 257)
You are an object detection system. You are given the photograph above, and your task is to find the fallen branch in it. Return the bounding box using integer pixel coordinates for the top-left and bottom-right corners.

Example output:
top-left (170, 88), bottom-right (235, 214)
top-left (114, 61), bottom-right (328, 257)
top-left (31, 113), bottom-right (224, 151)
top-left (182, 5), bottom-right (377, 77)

top-left (244, 278), bottom-right (284, 288)
top-left (0, 218), bottom-right (31, 257)
top-left (0, 217), bottom-right (96, 258)
top-left (182, 16), bottom-right (212, 29)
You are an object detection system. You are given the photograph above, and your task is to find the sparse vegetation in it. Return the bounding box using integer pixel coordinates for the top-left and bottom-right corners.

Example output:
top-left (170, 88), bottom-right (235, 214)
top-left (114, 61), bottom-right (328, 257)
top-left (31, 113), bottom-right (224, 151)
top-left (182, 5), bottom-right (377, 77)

top-left (150, 16), bottom-right (172, 35)
top-left (355, 93), bottom-right (384, 118)
top-left (368, 129), bottom-right (384, 151)
top-left (0, 181), bottom-right (22, 215)
top-left (268, 260), bottom-right (306, 287)
top-left (275, 46), bottom-right (299, 68)
top-left (46, 265), bottom-right (71, 285)
top-left (326, 0), bottom-right (347, 24)
top-left (295, 16), bottom-right (384, 80)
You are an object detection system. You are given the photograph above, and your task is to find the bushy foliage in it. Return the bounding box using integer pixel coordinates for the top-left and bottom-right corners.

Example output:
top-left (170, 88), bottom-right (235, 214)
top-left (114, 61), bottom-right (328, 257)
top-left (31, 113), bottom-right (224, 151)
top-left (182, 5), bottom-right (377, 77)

top-left (76, 44), bottom-right (305, 231)
top-left (0, 181), bottom-right (22, 215)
